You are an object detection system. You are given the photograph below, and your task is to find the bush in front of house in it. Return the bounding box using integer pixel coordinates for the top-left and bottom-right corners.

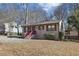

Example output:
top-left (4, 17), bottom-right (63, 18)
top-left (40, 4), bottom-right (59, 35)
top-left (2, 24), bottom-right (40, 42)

top-left (19, 33), bottom-right (22, 36)
top-left (44, 34), bottom-right (56, 40)
top-left (59, 31), bottom-right (64, 41)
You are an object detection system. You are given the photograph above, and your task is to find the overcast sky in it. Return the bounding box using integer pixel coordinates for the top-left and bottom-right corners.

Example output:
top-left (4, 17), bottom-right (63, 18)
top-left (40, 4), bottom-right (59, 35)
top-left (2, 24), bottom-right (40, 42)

top-left (39, 3), bottom-right (61, 11)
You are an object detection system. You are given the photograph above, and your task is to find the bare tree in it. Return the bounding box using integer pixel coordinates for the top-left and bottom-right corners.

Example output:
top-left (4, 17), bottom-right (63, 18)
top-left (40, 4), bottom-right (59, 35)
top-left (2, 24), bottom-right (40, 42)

top-left (53, 4), bottom-right (68, 20)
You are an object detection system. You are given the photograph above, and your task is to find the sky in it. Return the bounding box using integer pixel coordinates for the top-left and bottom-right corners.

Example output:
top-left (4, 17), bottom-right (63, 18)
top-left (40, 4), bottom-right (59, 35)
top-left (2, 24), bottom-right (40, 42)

top-left (0, 3), bottom-right (61, 12)
top-left (0, 3), bottom-right (76, 26)
top-left (38, 3), bottom-right (61, 17)
top-left (0, 3), bottom-right (61, 10)
top-left (39, 3), bottom-right (61, 11)
top-left (0, 3), bottom-right (62, 18)
top-left (0, 3), bottom-right (62, 19)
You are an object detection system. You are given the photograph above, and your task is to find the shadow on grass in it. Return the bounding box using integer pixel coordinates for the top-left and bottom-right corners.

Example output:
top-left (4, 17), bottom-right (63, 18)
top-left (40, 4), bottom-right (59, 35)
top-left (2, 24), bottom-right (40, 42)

top-left (31, 38), bottom-right (61, 41)
top-left (64, 39), bottom-right (79, 43)
top-left (32, 38), bottom-right (79, 43)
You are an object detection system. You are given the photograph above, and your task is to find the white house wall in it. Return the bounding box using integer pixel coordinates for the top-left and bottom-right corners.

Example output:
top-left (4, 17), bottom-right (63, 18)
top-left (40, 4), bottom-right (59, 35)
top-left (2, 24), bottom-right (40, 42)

top-left (18, 25), bottom-right (23, 33)
top-left (4, 23), bottom-right (9, 33)
top-left (4, 23), bottom-right (23, 34)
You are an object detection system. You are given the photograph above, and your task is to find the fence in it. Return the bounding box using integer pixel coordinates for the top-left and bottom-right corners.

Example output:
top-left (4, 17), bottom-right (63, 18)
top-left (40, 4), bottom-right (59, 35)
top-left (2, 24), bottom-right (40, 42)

top-left (65, 36), bottom-right (79, 39)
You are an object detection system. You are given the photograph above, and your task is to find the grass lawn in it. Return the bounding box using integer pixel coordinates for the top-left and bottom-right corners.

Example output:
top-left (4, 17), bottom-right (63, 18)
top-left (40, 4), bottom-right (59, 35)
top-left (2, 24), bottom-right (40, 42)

top-left (0, 40), bottom-right (79, 56)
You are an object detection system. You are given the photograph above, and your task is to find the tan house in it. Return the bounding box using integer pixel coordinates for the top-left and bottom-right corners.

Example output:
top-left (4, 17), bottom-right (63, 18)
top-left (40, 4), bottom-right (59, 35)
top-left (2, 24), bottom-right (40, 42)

top-left (21, 20), bottom-right (63, 39)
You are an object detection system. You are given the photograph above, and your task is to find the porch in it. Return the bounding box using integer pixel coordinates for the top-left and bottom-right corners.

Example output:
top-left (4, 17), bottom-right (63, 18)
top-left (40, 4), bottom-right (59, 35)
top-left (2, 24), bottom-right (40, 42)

top-left (21, 20), bottom-right (63, 39)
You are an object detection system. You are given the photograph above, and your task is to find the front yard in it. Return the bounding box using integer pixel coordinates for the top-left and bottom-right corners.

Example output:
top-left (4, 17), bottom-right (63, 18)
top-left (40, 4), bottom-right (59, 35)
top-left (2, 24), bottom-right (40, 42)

top-left (0, 36), bottom-right (79, 56)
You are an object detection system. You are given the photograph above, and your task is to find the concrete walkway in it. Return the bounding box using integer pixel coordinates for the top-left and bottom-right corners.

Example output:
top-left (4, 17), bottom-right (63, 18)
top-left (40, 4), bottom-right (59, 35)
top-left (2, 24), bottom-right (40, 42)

top-left (0, 35), bottom-right (30, 43)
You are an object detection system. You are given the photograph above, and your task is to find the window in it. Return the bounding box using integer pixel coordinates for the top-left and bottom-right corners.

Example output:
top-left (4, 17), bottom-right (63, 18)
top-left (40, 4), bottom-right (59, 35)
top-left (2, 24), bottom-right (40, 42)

top-left (38, 26), bottom-right (44, 30)
top-left (15, 26), bottom-right (17, 28)
top-left (46, 24), bottom-right (56, 31)
top-left (11, 26), bottom-right (14, 28)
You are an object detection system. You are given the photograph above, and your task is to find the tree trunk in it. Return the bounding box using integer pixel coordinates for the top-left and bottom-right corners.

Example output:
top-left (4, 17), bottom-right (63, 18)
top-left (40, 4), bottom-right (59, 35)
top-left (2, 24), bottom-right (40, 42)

top-left (17, 25), bottom-right (19, 35)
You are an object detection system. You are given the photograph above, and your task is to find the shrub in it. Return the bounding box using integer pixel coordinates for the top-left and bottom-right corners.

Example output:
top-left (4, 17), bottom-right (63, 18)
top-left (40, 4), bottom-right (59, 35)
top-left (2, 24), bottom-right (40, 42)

top-left (59, 32), bottom-right (64, 40)
top-left (44, 34), bottom-right (55, 40)
top-left (19, 33), bottom-right (22, 36)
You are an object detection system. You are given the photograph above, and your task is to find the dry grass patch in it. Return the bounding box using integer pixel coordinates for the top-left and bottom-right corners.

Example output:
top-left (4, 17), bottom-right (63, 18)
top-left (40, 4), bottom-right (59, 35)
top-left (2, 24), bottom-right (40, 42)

top-left (0, 40), bottom-right (79, 56)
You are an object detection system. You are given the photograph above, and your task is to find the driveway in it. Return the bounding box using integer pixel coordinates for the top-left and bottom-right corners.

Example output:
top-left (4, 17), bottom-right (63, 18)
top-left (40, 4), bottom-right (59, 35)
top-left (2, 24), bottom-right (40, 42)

top-left (0, 35), bottom-right (30, 43)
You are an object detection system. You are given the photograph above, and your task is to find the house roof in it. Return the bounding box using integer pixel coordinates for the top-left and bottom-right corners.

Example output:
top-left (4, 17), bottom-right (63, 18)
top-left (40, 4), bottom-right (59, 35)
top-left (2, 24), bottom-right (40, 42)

top-left (21, 20), bottom-right (62, 26)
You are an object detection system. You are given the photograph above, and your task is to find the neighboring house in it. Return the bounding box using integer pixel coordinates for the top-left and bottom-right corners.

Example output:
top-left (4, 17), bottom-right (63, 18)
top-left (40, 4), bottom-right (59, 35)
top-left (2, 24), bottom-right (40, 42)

top-left (21, 20), bottom-right (63, 39)
top-left (65, 27), bottom-right (78, 39)
top-left (4, 22), bottom-right (23, 36)
top-left (65, 26), bottom-right (78, 36)
top-left (65, 30), bottom-right (78, 36)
